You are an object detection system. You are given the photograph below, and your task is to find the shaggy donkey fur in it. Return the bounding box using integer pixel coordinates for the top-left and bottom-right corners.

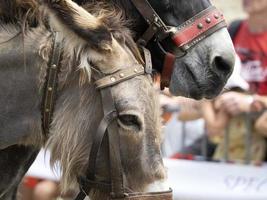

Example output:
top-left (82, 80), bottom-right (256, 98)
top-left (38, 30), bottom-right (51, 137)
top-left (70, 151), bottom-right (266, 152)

top-left (0, 0), bottom-right (39, 25)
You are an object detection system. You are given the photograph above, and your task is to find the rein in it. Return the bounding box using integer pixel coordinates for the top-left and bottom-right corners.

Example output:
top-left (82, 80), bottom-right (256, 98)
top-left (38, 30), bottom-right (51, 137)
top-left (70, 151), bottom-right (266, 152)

top-left (130, 0), bottom-right (227, 89)
top-left (42, 32), bottom-right (172, 199)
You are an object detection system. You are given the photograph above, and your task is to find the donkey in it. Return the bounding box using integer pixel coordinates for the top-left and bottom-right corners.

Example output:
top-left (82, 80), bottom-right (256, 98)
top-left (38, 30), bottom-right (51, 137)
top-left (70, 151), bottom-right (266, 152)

top-left (0, 0), bottom-right (169, 199)
top-left (76, 0), bottom-right (236, 99)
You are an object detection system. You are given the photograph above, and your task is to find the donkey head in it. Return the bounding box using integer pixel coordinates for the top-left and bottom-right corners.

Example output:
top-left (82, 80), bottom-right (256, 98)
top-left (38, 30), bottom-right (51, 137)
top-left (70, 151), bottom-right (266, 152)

top-left (42, 0), bottom-right (168, 198)
top-left (77, 0), bottom-right (235, 99)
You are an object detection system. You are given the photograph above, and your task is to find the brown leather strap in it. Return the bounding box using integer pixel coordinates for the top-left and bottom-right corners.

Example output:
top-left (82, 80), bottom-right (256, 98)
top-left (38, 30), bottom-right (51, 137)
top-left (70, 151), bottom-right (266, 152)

top-left (108, 121), bottom-right (126, 198)
top-left (42, 32), bottom-right (61, 136)
top-left (130, 0), bottom-right (168, 45)
top-left (83, 110), bottom-right (117, 183)
top-left (137, 25), bottom-right (160, 46)
top-left (160, 53), bottom-right (176, 90)
top-left (113, 190), bottom-right (173, 200)
top-left (130, 0), bottom-right (162, 26)
top-left (95, 64), bottom-right (145, 89)
top-left (74, 192), bottom-right (86, 200)
top-left (101, 88), bottom-right (125, 198)
top-left (76, 88), bottom-right (126, 200)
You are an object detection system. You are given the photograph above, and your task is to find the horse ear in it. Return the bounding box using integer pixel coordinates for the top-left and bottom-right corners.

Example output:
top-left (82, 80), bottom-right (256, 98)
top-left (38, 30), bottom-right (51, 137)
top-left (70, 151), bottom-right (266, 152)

top-left (42, 0), bottom-right (112, 51)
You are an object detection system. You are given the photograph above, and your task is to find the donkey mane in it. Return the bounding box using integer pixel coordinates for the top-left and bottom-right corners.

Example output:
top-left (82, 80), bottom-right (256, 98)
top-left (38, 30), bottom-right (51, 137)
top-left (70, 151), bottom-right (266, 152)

top-left (0, 0), bottom-right (39, 26)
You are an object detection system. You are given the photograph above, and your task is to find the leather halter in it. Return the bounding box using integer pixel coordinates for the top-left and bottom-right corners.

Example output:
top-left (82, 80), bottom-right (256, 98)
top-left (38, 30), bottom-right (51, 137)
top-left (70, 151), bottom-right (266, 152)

top-left (42, 32), bottom-right (172, 200)
top-left (130, 0), bottom-right (227, 89)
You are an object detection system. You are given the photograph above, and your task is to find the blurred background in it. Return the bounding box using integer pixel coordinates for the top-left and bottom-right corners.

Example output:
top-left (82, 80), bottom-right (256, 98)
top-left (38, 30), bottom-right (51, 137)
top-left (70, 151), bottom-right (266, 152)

top-left (212, 0), bottom-right (246, 22)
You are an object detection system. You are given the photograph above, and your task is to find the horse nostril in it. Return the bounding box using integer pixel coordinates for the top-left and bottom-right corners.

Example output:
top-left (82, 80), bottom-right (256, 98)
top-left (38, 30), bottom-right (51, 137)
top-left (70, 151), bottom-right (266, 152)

top-left (212, 56), bottom-right (233, 77)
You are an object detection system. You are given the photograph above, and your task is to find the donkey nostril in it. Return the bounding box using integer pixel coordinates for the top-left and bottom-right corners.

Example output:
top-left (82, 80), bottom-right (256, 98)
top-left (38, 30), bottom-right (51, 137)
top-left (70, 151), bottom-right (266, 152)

top-left (212, 56), bottom-right (233, 77)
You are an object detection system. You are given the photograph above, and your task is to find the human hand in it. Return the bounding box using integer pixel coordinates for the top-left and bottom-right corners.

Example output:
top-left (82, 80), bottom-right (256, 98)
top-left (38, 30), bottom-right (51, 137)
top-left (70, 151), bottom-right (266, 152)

top-left (255, 111), bottom-right (267, 137)
top-left (214, 92), bottom-right (253, 116)
top-left (250, 99), bottom-right (265, 112)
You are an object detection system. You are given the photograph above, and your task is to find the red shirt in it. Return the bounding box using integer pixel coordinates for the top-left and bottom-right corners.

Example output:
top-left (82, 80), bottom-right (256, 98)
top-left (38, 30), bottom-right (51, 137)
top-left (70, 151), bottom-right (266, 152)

top-left (234, 20), bottom-right (267, 95)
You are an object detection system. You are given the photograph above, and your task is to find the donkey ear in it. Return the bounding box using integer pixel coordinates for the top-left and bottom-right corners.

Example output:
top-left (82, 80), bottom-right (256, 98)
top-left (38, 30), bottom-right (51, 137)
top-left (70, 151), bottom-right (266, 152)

top-left (42, 0), bottom-right (112, 50)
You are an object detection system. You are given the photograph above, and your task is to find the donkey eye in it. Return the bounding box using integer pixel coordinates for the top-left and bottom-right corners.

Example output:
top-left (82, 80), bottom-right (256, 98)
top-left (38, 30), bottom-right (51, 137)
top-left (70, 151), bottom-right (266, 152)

top-left (118, 114), bottom-right (143, 132)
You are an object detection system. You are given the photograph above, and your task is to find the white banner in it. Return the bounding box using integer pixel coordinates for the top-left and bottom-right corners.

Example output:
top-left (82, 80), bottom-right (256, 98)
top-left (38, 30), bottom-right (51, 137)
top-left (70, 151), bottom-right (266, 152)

top-left (164, 159), bottom-right (267, 200)
top-left (27, 152), bottom-right (267, 200)
top-left (26, 149), bottom-right (60, 181)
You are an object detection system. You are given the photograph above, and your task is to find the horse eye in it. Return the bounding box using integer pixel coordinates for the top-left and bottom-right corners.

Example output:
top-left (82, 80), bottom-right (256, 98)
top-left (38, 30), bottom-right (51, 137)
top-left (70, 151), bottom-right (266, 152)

top-left (118, 114), bottom-right (143, 132)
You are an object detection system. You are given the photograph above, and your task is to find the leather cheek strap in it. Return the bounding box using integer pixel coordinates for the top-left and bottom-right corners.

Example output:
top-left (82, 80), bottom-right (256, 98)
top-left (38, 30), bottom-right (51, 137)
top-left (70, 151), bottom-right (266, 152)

top-left (160, 53), bottom-right (176, 90)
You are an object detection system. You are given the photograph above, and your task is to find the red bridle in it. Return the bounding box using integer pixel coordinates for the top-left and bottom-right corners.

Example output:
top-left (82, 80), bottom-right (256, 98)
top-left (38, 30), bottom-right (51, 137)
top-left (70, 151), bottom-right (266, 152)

top-left (130, 0), bottom-right (227, 90)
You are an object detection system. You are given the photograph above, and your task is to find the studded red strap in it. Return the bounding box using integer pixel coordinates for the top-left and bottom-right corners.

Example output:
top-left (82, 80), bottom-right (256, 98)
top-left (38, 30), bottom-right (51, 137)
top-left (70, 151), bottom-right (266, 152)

top-left (172, 6), bottom-right (227, 50)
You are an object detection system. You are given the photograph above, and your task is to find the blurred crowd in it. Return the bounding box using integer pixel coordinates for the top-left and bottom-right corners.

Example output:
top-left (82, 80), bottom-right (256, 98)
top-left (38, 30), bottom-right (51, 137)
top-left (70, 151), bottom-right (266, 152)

top-left (161, 0), bottom-right (267, 165)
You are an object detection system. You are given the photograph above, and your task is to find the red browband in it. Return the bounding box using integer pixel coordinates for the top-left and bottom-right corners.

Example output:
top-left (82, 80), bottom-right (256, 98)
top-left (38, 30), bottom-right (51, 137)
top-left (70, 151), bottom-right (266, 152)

top-left (160, 6), bottom-right (227, 90)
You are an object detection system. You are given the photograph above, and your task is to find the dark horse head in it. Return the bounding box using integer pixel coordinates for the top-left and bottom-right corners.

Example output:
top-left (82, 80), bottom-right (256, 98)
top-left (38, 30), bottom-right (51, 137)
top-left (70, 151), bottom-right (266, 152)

top-left (77, 0), bottom-right (236, 99)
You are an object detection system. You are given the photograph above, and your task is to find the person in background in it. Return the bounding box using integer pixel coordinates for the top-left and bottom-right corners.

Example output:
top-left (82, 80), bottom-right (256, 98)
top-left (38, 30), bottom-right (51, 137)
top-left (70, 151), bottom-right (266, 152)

top-left (202, 54), bottom-right (267, 163)
top-left (208, 0), bottom-right (267, 162)
top-left (216, 0), bottom-right (267, 117)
